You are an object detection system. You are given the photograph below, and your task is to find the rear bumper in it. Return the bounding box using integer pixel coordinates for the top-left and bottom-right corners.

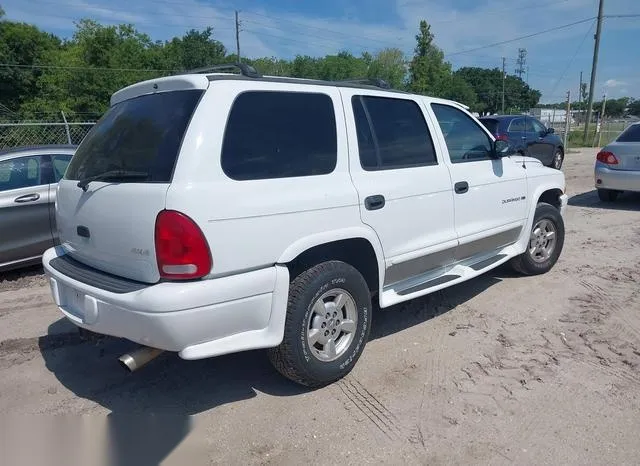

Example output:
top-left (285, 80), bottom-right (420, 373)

top-left (595, 163), bottom-right (640, 192)
top-left (42, 247), bottom-right (289, 359)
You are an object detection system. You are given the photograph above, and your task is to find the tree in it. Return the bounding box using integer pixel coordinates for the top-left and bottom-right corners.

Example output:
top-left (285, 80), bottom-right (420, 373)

top-left (443, 74), bottom-right (477, 108)
top-left (454, 67), bottom-right (540, 115)
top-left (594, 97), bottom-right (629, 118)
top-left (408, 20), bottom-right (452, 97)
top-left (162, 27), bottom-right (226, 71)
top-left (366, 48), bottom-right (406, 89)
top-left (628, 98), bottom-right (640, 117)
top-left (0, 18), bottom-right (61, 114)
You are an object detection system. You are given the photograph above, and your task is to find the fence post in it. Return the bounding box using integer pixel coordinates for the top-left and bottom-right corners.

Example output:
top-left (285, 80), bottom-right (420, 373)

top-left (563, 90), bottom-right (571, 150)
top-left (60, 111), bottom-right (72, 145)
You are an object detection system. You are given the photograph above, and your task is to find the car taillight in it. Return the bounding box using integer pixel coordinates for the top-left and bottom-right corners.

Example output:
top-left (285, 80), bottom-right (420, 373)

top-left (596, 150), bottom-right (619, 165)
top-left (155, 210), bottom-right (212, 280)
top-left (496, 133), bottom-right (509, 141)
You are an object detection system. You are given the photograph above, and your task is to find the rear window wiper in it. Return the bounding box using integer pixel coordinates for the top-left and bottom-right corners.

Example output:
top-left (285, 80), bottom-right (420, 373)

top-left (77, 170), bottom-right (149, 191)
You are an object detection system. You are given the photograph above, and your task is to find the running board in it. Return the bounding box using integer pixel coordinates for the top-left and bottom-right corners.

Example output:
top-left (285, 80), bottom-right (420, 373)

top-left (396, 274), bottom-right (460, 296)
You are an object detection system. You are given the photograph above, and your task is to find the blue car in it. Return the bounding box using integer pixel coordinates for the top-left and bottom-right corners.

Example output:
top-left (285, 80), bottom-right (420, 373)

top-left (479, 115), bottom-right (565, 170)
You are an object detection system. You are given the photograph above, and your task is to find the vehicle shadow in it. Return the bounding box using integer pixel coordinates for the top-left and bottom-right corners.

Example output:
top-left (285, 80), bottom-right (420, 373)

top-left (569, 190), bottom-right (640, 212)
top-left (39, 270), bottom-right (502, 464)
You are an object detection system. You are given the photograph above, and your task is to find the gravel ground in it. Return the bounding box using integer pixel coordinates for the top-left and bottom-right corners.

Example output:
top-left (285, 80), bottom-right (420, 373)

top-left (1, 148), bottom-right (639, 465)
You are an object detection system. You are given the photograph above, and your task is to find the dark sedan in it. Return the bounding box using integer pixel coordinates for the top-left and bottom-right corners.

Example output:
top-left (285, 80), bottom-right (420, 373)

top-left (479, 115), bottom-right (565, 169)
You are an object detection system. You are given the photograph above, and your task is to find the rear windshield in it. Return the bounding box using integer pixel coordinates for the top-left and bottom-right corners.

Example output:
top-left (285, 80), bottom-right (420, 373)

top-left (479, 118), bottom-right (499, 134)
top-left (65, 90), bottom-right (203, 182)
top-left (617, 124), bottom-right (640, 142)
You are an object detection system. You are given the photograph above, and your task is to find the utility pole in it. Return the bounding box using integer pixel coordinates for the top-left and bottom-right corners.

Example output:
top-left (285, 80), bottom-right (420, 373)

top-left (501, 57), bottom-right (506, 114)
top-left (597, 93), bottom-right (608, 147)
top-left (515, 48), bottom-right (527, 79)
top-left (578, 71), bottom-right (583, 109)
top-left (235, 10), bottom-right (241, 63)
top-left (564, 90), bottom-right (571, 149)
top-left (584, 0), bottom-right (605, 144)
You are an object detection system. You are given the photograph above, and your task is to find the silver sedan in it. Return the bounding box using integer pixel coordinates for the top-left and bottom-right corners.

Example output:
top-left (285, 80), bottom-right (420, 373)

top-left (0, 145), bottom-right (76, 272)
top-left (595, 122), bottom-right (640, 202)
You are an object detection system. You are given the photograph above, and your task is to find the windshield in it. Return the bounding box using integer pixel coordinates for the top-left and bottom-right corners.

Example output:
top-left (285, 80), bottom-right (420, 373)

top-left (65, 90), bottom-right (203, 182)
top-left (617, 124), bottom-right (640, 143)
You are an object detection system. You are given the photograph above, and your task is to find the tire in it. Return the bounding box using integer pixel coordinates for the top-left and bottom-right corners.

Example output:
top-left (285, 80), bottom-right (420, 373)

top-left (511, 202), bottom-right (565, 276)
top-left (552, 149), bottom-right (564, 170)
top-left (268, 261), bottom-right (372, 388)
top-left (597, 188), bottom-right (619, 202)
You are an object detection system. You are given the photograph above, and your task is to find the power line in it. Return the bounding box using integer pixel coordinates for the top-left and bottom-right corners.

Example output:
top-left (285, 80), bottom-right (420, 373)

top-left (0, 63), bottom-right (176, 72)
top-left (546, 19), bottom-right (595, 100)
top-left (446, 17), bottom-right (596, 57)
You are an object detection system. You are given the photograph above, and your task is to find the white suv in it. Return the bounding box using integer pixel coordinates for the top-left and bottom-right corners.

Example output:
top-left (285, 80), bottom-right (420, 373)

top-left (43, 64), bottom-right (568, 387)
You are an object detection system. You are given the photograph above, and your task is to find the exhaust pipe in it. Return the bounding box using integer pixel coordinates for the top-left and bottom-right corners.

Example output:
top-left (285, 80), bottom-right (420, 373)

top-left (118, 346), bottom-right (164, 372)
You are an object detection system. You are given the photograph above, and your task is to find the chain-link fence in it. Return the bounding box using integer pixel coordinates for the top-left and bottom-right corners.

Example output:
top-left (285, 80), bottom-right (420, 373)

top-left (0, 122), bottom-right (95, 150)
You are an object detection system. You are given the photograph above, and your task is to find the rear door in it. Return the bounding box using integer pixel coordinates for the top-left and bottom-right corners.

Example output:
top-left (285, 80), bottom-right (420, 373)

top-left (0, 154), bottom-right (53, 266)
top-left (57, 84), bottom-right (206, 283)
top-left (342, 89), bottom-right (457, 288)
top-left (430, 103), bottom-right (528, 262)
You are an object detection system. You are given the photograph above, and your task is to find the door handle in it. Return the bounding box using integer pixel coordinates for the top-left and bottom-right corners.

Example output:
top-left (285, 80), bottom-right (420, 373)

top-left (364, 195), bottom-right (385, 211)
top-left (14, 193), bottom-right (40, 203)
top-left (454, 181), bottom-right (469, 194)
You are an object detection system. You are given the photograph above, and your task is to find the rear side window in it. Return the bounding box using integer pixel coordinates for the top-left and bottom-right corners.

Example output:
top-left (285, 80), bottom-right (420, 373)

top-left (617, 124), bottom-right (640, 142)
top-left (65, 90), bottom-right (203, 182)
top-left (352, 95), bottom-right (437, 170)
top-left (508, 119), bottom-right (525, 132)
top-left (221, 91), bottom-right (337, 180)
top-left (480, 119), bottom-right (499, 133)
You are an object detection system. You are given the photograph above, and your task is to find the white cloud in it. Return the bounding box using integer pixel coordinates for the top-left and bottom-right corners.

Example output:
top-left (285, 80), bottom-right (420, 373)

top-left (604, 79), bottom-right (626, 88)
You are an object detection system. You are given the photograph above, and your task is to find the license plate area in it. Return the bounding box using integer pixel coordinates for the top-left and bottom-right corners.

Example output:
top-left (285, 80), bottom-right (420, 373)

top-left (61, 285), bottom-right (86, 321)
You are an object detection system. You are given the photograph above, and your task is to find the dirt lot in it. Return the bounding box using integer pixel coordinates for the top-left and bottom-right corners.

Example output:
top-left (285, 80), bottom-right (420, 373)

top-left (1, 148), bottom-right (639, 465)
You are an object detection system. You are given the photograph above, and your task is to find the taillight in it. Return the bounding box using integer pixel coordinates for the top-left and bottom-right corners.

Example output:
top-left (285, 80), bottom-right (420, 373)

top-left (496, 133), bottom-right (509, 141)
top-left (155, 210), bottom-right (212, 280)
top-left (596, 150), bottom-right (619, 165)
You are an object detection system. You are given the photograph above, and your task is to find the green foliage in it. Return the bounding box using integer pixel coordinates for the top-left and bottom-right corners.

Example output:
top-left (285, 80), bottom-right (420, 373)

top-left (408, 20), bottom-right (452, 96)
top-left (1, 16), bottom-right (550, 120)
top-left (628, 99), bottom-right (640, 117)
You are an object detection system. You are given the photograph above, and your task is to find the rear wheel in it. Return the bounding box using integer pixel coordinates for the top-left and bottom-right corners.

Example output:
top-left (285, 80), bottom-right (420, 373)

top-left (268, 261), bottom-right (372, 388)
top-left (552, 149), bottom-right (564, 170)
top-left (597, 188), bottom-right (619, 202)
top-left (511, 202), bottom-right (565, 276)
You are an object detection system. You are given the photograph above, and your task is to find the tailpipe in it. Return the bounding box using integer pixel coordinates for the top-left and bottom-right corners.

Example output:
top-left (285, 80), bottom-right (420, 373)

top-left (118, 346), bottom-right (164, 372)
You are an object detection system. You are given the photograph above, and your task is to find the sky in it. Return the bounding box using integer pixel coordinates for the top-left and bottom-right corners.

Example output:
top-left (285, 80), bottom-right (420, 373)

top-left (3, 0), bottom-right (639, 102)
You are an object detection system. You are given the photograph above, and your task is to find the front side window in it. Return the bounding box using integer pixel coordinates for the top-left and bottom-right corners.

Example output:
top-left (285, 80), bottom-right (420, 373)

top-left (352, 95), bottom-right (437, 170)
top-left (221, 91), bottom-right (337, 180)
top-left (431, 104), bottom-right (492, 163)
top-left (51, 154), bottom-right (73, 182)
top-left (531, 119), bottom-right (547, 134)
top-left (0, 155), bottom-right (45, 192)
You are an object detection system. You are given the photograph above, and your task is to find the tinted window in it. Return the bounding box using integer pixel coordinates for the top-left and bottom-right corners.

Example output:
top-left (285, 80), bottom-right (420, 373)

top-left (508, 119), bottom-right (526, 132)
top-left (52, 154), bottom-right (73, 182)
top-left (617, 124), bottom-right (640, 142)
top-left (531, 119), bottom-right (546, 134)
top-left (65, 90), bottom-right (203, 182)
top-left (480, 119), bottom-right (499, 134)
top-left (221, 91), bottom-right (337, 180)
top-left (352, 96), bottom-right (437, 170)
top-left (0, 155), bottom-right (45, 192)
top-left (432, 104), bottom-right (492, 163)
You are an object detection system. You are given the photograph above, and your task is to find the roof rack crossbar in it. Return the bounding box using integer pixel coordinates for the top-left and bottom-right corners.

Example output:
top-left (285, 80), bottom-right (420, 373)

top-left (186, 63), bottom-right (261, 78)
top-left (336, 78), bottom-right (391, 89)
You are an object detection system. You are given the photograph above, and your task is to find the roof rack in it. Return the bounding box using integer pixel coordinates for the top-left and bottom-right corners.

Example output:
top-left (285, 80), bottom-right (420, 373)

top-left (336, 78), bottom-right (391, 89)
top-left (186, 63), bottom-right (261, 78)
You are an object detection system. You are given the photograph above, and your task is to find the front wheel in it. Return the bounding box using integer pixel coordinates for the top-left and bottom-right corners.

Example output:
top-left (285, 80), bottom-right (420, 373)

top-left (552, 149), bottom-right (564, 170)
top-left (268, 261), bottom-right (372, 388)
top-left (511, 202), bottom-right (565, 276)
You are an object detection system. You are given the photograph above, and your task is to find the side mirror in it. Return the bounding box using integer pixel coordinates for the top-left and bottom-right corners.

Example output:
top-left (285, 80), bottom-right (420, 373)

top-left (546, 127), bottom-right (555, 134)
top-left (492, 139), bottom-right (515, 158)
